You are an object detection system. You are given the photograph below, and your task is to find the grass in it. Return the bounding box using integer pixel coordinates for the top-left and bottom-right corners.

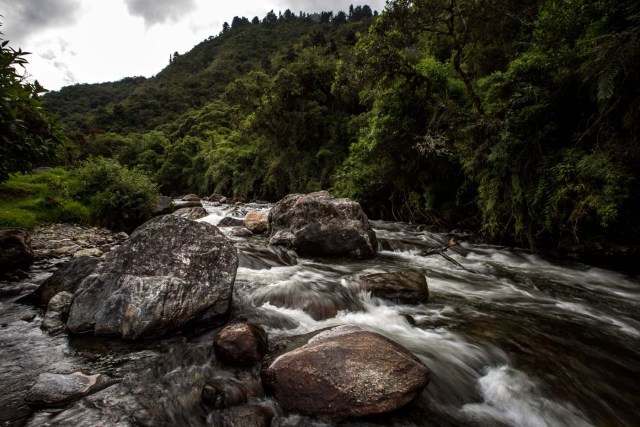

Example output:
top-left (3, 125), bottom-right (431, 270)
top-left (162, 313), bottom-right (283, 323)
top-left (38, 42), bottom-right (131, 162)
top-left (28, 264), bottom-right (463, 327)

top-left (0, 168), bottom-right (90, 229)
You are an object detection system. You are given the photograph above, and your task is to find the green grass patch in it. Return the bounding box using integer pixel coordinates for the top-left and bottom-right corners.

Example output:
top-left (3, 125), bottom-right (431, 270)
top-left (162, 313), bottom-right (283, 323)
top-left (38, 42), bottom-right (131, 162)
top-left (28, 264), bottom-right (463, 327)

top-left (0, 168), bottom-right (90, 229)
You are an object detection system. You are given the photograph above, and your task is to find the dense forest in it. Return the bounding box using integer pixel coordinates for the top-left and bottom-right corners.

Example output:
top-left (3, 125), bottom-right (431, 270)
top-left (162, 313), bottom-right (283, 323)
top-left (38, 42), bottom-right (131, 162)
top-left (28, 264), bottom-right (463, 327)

top-left (3, 1), bottom-right (640, 254)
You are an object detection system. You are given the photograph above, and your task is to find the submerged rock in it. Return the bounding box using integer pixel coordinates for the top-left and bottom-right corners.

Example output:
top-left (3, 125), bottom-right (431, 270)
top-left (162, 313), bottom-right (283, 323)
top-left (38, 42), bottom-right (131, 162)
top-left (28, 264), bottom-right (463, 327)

top-left (350, 271), bottom-right (429, 304)
top-left (66, 215), bottom-right (238, 339)
top-left (230, 227), bottom-right (254, 238)
top-left (208, 404), bottom-right (275, 427)
top-left (201, 377), bottom-right (264, 409)
top-left (25, 372), bottom-right (110, 406)
top-left (213, 323), bottom-right (269, 365)
top-left (218, 217), bottom-right (244, 227)
top-left (268, 191), bottom-right (377, 258)
top-left (263, 326), bottom-right (430, 419)
top-left (0, 228), bottom-right (34, 275)
top-left (244, 210), bottom-right (269, 234)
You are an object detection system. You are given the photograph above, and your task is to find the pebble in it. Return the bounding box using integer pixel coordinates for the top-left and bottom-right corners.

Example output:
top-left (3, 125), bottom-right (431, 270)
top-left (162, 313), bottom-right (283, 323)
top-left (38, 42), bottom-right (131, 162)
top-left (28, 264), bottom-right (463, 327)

top-left (31, 224), bottom-right (121, 261)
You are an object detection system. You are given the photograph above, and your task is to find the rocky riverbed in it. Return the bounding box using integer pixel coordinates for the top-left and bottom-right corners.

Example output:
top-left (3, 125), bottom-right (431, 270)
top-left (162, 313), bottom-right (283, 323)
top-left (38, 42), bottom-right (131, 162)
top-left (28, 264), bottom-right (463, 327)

top-left (1, 192), bottom-right (640, 426)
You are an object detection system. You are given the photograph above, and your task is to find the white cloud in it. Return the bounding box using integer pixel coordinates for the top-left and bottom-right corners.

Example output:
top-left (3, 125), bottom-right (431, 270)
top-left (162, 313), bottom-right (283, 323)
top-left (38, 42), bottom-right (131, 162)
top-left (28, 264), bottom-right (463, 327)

top-left (0, 0), bottom-right (81, 41)
top-left (124, 0), bottom-right (197, 26)
top-left (1, 0), bottom-right (386, 91)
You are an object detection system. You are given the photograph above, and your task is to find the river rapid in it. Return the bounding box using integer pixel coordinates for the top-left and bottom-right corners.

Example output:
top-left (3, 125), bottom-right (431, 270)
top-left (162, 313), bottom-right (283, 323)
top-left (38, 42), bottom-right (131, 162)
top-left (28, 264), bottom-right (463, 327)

top-left (1, 201), bottom-right (639, 426)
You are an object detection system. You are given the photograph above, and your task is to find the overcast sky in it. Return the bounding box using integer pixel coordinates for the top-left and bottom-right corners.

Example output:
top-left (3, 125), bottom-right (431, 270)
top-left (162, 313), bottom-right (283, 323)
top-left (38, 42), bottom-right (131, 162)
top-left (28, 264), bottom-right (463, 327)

top-left (0, 0), bottom-right (385, 91)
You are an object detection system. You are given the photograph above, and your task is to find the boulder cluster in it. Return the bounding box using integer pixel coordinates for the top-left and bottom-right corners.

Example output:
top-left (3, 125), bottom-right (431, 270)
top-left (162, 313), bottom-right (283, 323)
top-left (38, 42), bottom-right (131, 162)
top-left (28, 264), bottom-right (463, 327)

top-left (5, 191), bottom-right (434, 422)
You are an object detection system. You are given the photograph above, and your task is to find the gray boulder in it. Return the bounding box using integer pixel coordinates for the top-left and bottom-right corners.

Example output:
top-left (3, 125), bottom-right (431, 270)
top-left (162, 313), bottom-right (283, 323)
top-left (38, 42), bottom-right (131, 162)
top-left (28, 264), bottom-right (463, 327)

top-left (350, 271), bottom-right (429, 304)
top-left (218, 217), bottom-right (244, 227)
top-left (268, 191), bottom-right (377, 258)
top-left (0, 228), bottom-right (34, 275)
top-left (262, 326), bottom-right (430, 419)
top-left (42, 291), bottom-right (74, 334)
top-left (66, 215), bottom-right (238, 339)
top-left (23, 256), bottom-right (99, 306)
top-left (176, 201), bottom-right (203, 209)
top-left (206, 193), bottom-right (228, 203)
top-left (172, 206), bottom-right (208, 220)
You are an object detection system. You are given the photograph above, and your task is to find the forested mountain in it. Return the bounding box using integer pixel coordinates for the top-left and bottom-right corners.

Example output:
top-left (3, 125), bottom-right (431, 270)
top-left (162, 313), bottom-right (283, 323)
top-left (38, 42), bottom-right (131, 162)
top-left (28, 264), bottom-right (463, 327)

top-left (41, 1), bottom-right (640, 251)
top-left (44, 11), bottom-right (374, 133)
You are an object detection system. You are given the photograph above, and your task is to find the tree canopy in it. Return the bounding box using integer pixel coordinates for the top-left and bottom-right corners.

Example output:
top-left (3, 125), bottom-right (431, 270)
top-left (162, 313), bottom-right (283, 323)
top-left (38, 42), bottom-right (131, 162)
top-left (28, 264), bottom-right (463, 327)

top-left (0, 24), bottom-right (62, 182)
top-left (34, 2), bottom-right (640, 250)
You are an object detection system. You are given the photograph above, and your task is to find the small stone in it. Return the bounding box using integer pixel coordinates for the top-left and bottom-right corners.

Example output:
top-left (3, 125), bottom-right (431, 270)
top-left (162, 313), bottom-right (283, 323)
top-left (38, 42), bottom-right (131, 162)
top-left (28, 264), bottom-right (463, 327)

top-left (42, 291), bottom-right (74, 334)
top-left (114, 232), bottom-right (129, 241)
top-left (230, 227), bottom-right (253, 238)
top-left (21, 313), bottom-right (37, 322)
top-left (73, 248), bottom-right (103, 258)
top-left (52, 244), bottom-right (82, 256)
top-left (213, 323), bottom-right (269, 365)
top-left (181, 194), bottom-right (200, 202)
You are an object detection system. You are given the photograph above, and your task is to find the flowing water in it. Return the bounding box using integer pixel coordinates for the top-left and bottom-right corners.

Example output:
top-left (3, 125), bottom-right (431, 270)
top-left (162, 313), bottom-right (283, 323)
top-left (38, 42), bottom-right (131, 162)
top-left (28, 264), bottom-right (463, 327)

top-left (1, 202), bottom-right (639, 426)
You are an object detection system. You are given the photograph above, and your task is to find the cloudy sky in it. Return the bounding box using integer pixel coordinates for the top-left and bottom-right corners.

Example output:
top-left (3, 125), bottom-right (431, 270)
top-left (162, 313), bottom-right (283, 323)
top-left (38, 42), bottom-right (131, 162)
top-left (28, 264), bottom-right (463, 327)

top-left (0, 0), bottom-right (385, 91)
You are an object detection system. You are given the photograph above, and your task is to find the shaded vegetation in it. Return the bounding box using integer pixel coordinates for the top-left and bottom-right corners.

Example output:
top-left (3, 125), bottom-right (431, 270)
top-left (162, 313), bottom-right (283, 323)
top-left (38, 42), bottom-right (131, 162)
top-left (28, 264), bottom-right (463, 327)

top-left (25, 3), bottom-right (640, 250)
top-left (0, 23), bottom-right (63, 182)
top-left (0, 168), bottom-right (89, 229)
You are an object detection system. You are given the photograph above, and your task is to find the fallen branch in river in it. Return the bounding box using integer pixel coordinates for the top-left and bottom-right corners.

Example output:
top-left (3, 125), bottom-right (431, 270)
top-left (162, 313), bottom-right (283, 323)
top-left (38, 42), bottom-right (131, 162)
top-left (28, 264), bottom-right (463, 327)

top-left (420, 238), bottom-right (466, 269)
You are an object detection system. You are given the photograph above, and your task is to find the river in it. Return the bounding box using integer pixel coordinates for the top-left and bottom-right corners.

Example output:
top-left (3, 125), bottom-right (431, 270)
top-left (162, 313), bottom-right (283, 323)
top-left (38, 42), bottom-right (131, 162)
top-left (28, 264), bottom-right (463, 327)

top-left (1, 201), bottom-right (639, 426)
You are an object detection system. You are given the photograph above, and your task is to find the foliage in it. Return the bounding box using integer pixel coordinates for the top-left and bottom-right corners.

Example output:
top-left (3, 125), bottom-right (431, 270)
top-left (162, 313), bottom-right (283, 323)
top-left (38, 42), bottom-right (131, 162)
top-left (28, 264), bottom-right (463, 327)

top-left (0, 168), bottom-right (89, 228)
top-left (34, 2), bottom-right (640, 250)
top-left (0, 25), bottom-right (63, 182)
top-left (73, 158), bottom-right (158, 231)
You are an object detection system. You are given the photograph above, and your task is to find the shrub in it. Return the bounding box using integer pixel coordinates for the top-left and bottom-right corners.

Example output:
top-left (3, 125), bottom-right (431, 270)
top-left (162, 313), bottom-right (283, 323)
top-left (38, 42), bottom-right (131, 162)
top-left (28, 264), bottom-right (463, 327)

top-left (74, 158), bottom-right (158, 231)
top-left (0, 168), bottom-right (90, 228)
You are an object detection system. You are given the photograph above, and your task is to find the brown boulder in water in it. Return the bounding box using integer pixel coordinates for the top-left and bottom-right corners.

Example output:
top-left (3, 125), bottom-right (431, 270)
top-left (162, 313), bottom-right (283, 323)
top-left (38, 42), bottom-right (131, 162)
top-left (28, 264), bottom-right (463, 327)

top-left (262, 325), bottom-right (430, 419)
top-left (213, 323), bottom-right (269, 365)
top-left (350, 271), bottom-right (429, 304)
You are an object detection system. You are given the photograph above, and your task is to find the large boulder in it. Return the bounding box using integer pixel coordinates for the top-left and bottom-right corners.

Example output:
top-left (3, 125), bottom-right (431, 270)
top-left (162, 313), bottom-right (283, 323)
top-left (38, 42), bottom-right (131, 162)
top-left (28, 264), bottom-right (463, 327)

top-left (213, 323), bottom-right (269, 365)
top-left (0, 228), bottom-right (34, 275)
top-left (350, 271), bottom-right (429, 304)
top-left (243, 210), bottom-right (269, 234)
top-left (268, 192), bottom-right (377, 258)
top-left (23, 256), bottom-right (100, 306)
top-left (262, 326), bottom-right (430, 419)
top-left (66, 215), bottom-right (238, 339)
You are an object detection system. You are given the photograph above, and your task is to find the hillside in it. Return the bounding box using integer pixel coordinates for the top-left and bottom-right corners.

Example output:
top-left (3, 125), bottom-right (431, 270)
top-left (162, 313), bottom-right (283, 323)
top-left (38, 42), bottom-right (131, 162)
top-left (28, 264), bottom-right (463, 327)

top-left (38, 0), bottom-right (640, 253)
top-left (44, 15), bottom-right (373, 134)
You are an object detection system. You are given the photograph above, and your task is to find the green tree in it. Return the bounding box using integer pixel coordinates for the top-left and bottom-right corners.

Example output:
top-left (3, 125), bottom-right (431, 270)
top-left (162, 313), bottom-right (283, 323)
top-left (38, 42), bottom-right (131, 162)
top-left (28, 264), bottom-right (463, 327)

top-left (0, 25), bottom-right (62, 182)
top-left (73, 157), bottom-right (158, 231)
